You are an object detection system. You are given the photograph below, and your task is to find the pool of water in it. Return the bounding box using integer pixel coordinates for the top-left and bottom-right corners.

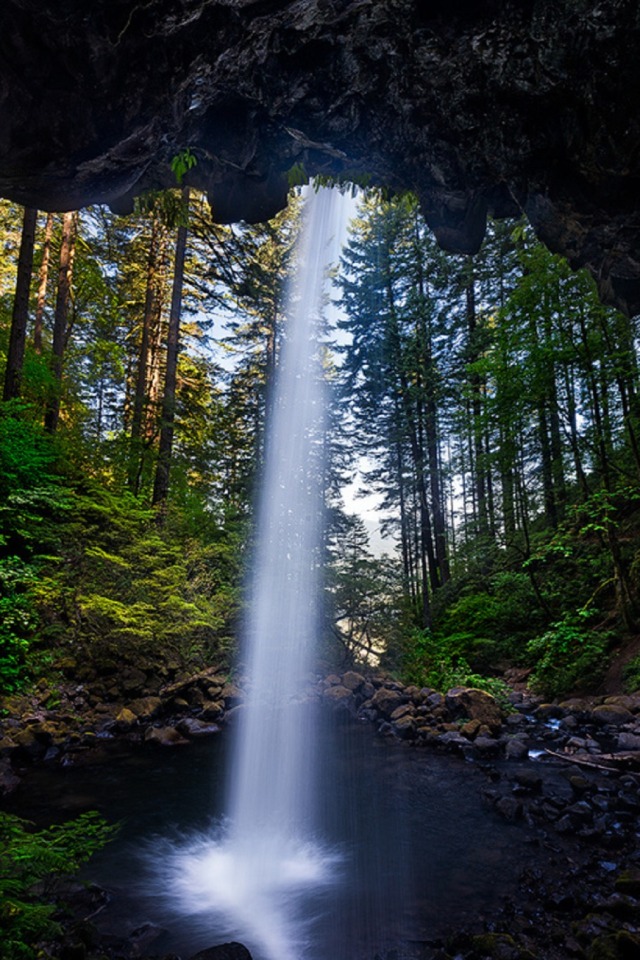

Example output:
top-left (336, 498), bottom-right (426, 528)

top-left (6, 719), bottom-right (534, 960)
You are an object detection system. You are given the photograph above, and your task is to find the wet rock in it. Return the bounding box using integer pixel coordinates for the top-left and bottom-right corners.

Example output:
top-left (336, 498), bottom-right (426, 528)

top-left (615, 731), bottom-right (640, 750)
top-left (128, 696), bottom-right (162, 720)
top-left (505, 739), bottom-right (528, 760)
top-left (201, 700), bottom-right (225, 720)
top-left (565, 801), bottom-right (594, 824)
top-left (535, 703), bottom-right (566, 720)
top-left (223, 705), bottom-right (245, 724)
top-left (514, 771), bottom-right (543, 793)
top-left (189, 943), bottom-right (253, 960)
top-left (445, 687), bottom-right (503, 732)
top-left (469, 932), bottom-right (534, 959)
top-left (472, 735), bottom-right (501, 757)
top-left (390, 704), bottom-right (414, 722)
top-left (12, 726), bottom-right (48, 759)
top-left (221, 684), bottom-right (244, 709)
top-left (188, 687), bottom-right (206, 707)
top-left (114, 707), bottom-right (137, 729)
top-left (437, 730), bottom-right (469, 751)
top-left (591, 705), bottom-right (634, 726)
top-left (144, 725), bottom-right (189, 747)
top-left (495, 796), bottom-right (523, 821)
top-left (177, 718), bottom-right (221, 738)
top-left (460, 718), bottom-right (482, 739)
top-left (341, 671), bottom-right (366, 692)
top-left (323, 685), bottom-right (353, 708)
top-left (604, 695), bottom-right (640, 713)
top-left (370, 687), bottom-right (406, 719)
top-left (425, 692), bottom-right (445, 711)
top-left (391, 715), bottom-right (416, 740)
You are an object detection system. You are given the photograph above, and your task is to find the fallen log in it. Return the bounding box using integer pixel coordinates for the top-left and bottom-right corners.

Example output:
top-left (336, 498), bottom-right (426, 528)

top-left (544, 748), bottom-right (640, 774)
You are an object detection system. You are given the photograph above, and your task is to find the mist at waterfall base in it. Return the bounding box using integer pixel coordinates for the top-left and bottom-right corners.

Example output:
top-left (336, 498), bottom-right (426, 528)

top-left (147, 188), bottom-right (346, 960)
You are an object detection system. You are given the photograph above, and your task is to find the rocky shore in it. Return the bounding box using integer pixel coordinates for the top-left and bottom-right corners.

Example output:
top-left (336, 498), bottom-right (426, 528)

top-left (2, 664), bottom-right (640, 960)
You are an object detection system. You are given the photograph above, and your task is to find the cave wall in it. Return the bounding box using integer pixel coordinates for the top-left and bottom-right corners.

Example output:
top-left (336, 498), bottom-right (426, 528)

top-left (2, 1), bottom-right (640, 312)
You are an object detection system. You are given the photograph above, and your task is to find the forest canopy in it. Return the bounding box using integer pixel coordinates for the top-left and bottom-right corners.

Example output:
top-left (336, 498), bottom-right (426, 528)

top-left (1, 187), bottom-right (639, 701)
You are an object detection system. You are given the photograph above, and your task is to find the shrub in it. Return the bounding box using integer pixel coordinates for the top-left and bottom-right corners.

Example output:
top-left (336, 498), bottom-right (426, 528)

top-left (400, 628), bottom-right (512, 707)
top-left (526, 610), bottom-right (611, 699)
top-left (436, 572), bottom-right (542, 668)
top-left (0, 810), bottom-right (116, 960)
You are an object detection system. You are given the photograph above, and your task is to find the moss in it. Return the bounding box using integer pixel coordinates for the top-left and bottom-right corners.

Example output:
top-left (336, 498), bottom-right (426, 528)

top-left (587, 932), bottom-right (640, 960)
top-left (614, 870), bottom-right (640, 896)
top-left (470, 933), bottom-right (536, 960)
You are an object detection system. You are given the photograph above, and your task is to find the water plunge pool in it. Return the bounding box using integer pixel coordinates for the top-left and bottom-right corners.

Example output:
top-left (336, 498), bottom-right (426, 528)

top-left (8, 718), bottom-right (536, 960)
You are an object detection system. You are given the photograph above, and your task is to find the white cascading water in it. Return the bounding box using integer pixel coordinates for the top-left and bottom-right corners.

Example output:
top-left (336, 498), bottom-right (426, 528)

top-left (156, 187), bottom-right (346, 960)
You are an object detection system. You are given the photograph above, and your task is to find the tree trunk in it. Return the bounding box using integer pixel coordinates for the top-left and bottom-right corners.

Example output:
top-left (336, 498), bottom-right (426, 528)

top-left (44, 211), bottom-right (76, 433)
top-left (128, 215), bottom-right (168, 491)
top-left (153, 189), bottom-right (189, 510)
top-left (465, 262), bottom-right (490, 538)
top-left (33, 212), bottom-right (54, 354)
top-left (3, 206), bottom-right (38, 401)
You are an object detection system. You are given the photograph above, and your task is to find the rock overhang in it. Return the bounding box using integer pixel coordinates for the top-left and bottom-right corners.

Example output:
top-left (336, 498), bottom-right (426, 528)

top-left (2, 0), bottom-right (640, 311)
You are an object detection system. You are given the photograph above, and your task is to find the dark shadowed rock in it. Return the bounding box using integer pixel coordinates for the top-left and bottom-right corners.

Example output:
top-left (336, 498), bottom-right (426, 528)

top-left (2, 3), bottom-right (640, 312)
top-left (190, 944), bottom-right (253, 960)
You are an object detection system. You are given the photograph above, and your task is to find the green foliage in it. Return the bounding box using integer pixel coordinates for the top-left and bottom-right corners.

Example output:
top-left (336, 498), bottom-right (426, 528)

top-left (0, 409), bottom-right (69, 691)
top-left (622, 654), bottom-right (640, 693)
top-left (286, 162), bottom-right (308, 188)
top-left (42, 484), bottom-right (241, 668)
top-left (400, 628), bottom-right (512, 706)
top-left (0, 559), bottom-right (36, 691)
top-left (526, 610), bottom-right (612, 699)
top-left (170, 147), bottom-right (197, 185)
top-left (0, 810), bottom-right (116, 960)
top-left (436, 572), bottom-right (542, 668)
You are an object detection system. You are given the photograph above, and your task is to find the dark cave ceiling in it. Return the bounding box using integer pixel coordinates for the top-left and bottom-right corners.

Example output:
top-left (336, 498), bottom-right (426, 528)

top-left (2, 1), bottom-right (640, 311)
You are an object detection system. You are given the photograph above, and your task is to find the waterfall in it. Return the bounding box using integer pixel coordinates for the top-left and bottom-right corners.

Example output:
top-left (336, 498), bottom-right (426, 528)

top-left (156, 187), bottom-right (346, 960)
top-left (229, 186), bottom-right (337, 840)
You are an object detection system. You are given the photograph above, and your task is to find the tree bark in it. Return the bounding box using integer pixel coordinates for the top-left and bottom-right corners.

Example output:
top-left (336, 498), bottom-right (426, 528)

top-left (128, 214), bottom-right (168, 491)
top-left (153, 189), bottom-right (189, 510)
top-left (44, 210), bottom-right (76, 432)
top-left (3, 206), bottom-right (38, 401)
top-left (33, 212), bottom-right (54, 354)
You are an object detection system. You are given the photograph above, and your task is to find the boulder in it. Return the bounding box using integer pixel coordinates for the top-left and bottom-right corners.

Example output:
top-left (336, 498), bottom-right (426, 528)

top-left (323, 685), bottom-right (354, 710)
top-left (115, 707), bottom-right (137, 729)
top-left (177, 718), bottom-right (221, 738)
top-left (144, 725), bottom-right (189, 747)
top-left (505, 739), bottom-right (529, 761)
top-left (189, 943), bottom-right (253, 960)
top-left (201, 700), bottom-right (225, 720)
top-left (590, 704), bottom-right (634, 726)
top-left (445, 687), bottom-right (503, 732)
top-left (370, 687), bottom-right (406, 719)
top-left (391, 715), bottom-right (416, 740)
top-left (128, 696), bottom-right (163, 720)
top-left (222, 684), bottom-right (244, 709)
top-left (341, 671), bottom-right (366, 692)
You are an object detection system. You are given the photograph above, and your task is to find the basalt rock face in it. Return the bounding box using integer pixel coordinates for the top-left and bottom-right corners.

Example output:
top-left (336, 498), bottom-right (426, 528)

top-left (2, 1), bottom-right (640, 311)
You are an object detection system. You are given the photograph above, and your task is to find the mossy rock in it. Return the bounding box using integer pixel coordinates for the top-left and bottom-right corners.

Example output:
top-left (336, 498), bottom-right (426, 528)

top-left (470, 933), bottom-right (536, 959)
top-left (587, 931), bottom-right (640, 960)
